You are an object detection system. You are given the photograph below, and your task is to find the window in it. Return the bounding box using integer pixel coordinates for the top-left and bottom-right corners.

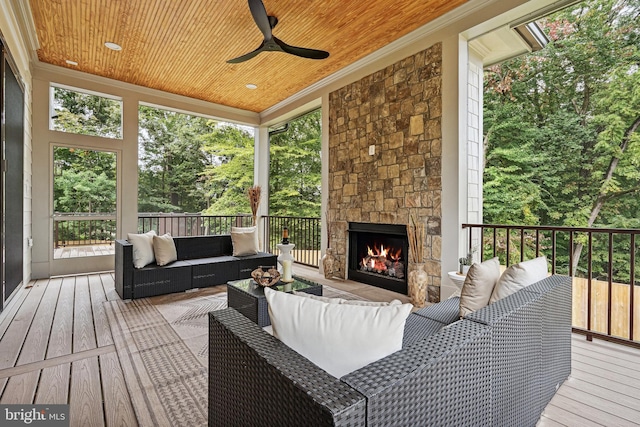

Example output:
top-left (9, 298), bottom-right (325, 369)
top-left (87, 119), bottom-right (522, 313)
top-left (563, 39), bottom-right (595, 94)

top-left (50, 84), bottom-right (123, 139)
top-left (138, 104), bottom-right (254, 216)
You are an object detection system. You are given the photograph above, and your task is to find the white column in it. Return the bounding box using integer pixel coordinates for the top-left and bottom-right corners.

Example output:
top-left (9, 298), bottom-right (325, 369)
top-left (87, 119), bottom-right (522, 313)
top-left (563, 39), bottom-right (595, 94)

top-left (254, 126), bottom-right (270, 251)
top-left (320, 93), bottom-right (330, 260)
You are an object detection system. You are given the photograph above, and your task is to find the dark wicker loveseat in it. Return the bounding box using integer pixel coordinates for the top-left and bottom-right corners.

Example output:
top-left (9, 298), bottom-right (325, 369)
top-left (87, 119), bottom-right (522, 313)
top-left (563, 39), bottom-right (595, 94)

top-left (115, 234), bottom-right (276, 299)
top-left (208, 275), bottom-right (571, 426)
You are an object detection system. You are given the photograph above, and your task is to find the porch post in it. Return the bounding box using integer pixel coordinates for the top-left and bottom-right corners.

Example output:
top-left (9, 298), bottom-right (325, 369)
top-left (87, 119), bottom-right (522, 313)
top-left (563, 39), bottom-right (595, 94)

top-left (254, 125), bottom-right (270, 251)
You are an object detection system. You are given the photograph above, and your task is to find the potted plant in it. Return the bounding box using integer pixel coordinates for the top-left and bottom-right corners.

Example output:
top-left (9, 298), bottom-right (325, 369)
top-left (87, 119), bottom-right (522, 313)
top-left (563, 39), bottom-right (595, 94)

top-left (458, 256), bottom-right (471, 275)
top-left (458, 249), bottom-right (476, 274)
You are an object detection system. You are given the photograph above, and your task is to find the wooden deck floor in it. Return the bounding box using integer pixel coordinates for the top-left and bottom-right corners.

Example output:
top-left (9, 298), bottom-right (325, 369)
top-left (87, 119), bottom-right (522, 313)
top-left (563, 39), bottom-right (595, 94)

top-left (0, 269), bottom-right (639, 426)
top-left (54, 244), bottom-right (115, 259)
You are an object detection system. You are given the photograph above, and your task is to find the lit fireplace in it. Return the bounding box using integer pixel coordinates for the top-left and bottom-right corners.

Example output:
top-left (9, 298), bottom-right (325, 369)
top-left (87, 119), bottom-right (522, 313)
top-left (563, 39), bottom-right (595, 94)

top-left (348, 222), bottom-right (408, 294)
top-left (359, 243), bottom-right (405, 279)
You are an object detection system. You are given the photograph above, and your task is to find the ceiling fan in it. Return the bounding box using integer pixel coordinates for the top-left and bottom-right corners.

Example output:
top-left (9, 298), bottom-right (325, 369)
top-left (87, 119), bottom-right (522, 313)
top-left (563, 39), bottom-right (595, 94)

top-left (227, 0), bottom-right (330, 64)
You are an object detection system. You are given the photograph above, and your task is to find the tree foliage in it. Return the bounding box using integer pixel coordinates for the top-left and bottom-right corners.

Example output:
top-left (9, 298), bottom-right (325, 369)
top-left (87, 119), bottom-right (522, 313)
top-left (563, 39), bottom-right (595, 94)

top-left (483, 0), bottom-right (640, 279)
top-left (53, 147), bottom-right (116, 213)
top-left (269, 109), bottom-right (322, 217)
top-left (484, 0), bottom-right (640, 228)
top-left (51, 87), bottom-right (122, 138)
top-left (138, 106), bottom-right (213, 212)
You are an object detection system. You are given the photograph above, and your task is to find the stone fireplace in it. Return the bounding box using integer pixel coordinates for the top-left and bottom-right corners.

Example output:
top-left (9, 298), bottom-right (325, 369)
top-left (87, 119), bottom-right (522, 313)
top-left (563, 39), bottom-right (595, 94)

top-left (327, 43), bottom-right (442, 302)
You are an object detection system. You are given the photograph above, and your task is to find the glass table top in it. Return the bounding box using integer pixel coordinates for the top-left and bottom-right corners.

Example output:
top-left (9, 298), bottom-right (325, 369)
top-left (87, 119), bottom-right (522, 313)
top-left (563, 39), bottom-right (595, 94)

top-left (228, 276), bottom-right (321, 297)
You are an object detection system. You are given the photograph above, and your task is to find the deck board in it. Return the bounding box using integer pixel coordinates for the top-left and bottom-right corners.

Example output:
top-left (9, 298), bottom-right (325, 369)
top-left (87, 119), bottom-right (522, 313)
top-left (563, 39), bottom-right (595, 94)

top-left (73, 275), bottom-right (97, 353)
top-left (0, 371), bottom-right (40, 404)
top-left (17, 278), bottom-right (62, 365)
top-left (35, 363), bottom-right (70, 404)
top-left (88, 274), bottom-right (113, 347)
top-left (70, 357), bottom-right (104, 427)
top-left (47, 277), bottom-right (76, 359)
top-left (99, 352), bottom-right (138, 426)
top-left (0, 279), bottom-right (47, 370)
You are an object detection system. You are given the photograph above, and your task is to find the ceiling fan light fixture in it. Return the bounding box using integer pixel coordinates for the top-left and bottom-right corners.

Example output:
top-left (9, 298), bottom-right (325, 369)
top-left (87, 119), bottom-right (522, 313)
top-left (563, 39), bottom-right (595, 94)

top-left (105, 42), bottom-right (122, 51)
top-left (246, 83), bottom-right (258, 89)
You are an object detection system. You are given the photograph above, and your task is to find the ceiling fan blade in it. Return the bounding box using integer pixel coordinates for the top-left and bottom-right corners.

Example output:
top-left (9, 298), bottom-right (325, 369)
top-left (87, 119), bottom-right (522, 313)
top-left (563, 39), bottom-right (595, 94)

top-left (248, 0), bottom-right (272, 40)
top-left (273, 37), bottom-right (330, 60)
top-left (227, 42), bottom-right (266, 64)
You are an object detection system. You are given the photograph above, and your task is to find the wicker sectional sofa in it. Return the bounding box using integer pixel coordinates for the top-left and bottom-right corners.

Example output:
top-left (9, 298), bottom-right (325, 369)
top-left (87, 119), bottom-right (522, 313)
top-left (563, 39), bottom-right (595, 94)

top-left (208, 274), bottom-right (572, 426)
top-left (115, 234), bottom-right (276, 299)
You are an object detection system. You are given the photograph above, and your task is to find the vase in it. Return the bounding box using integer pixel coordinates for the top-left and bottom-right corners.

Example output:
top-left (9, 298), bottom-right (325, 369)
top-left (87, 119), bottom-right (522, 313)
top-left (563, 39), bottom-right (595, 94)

top-left (321, 248), bottom-right (337, 279)
top-left (277, 243), bottom-right (295, 283)
top-left (408, 263), bottom-right (428, 308)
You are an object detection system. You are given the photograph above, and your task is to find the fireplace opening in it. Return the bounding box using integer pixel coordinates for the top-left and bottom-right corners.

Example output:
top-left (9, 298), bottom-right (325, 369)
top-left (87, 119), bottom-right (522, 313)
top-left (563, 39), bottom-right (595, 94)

top-left (348, 222), bottom-right (408, 294)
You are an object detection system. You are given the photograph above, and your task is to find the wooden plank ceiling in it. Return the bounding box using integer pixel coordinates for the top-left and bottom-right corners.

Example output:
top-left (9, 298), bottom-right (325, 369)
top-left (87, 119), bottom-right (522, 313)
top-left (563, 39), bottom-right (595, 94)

top-left (29, 0), bottom-right (467, 113)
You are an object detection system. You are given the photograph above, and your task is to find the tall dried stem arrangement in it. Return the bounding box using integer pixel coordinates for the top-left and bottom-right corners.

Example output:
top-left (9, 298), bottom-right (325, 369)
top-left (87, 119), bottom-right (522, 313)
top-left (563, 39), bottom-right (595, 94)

top-left (247, 185), bottom-right (261, 226)
top-left (325, 210), bottom-right (332, 249)
top-left (407, 215), bottom-right (425, 264)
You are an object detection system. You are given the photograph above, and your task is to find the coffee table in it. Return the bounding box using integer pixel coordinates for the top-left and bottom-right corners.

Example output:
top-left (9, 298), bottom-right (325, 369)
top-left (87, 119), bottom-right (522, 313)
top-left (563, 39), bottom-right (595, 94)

top-left (227, 276), bottom-right (323, 327)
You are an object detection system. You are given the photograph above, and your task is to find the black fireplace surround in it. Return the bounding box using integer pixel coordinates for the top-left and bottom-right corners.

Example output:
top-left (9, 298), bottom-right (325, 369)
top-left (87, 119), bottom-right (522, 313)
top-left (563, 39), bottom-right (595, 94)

top-left (348, 222), bottom-right (409, 295)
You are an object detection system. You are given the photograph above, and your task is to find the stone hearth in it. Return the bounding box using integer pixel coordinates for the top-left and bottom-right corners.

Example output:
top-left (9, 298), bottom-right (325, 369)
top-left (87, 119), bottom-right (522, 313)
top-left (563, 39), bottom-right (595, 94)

top-left (327, 43), bottom-right (442, 303)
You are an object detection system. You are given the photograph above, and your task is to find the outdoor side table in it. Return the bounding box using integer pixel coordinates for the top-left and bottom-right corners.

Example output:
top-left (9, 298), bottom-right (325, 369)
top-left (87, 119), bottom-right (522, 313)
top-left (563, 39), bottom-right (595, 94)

top-left (227, 276), bottom-right (323, 327)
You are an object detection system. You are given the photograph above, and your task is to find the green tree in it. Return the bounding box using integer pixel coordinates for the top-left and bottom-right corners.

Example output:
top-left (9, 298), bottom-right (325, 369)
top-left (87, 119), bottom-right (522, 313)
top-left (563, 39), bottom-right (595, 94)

top-left (138, 106), bottom-right (216, 212)
top-left (52, 87), bottom-right (122, 138)
top-left (483, 0), bottom-right (640, 273)
top-left (269, 110), bottom-right (322, 217)
top-left (53, 147), bottom-right (116, 213)
top-left (201, 124), bottom-right (255, 215)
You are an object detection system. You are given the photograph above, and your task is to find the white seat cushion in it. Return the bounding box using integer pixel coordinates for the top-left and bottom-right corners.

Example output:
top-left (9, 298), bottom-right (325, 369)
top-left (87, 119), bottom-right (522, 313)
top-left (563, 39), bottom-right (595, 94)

top-left (489, 256), bottom-right (548, 304)
top-left (127, 230), bottom-right (157, 269)
top-left (265, 287), bottom-right (412, 378)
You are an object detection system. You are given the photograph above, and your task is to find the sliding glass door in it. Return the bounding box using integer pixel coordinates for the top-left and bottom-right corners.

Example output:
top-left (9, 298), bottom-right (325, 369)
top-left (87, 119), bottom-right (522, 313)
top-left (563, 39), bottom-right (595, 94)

top-left (1, 40), bottom-right (25, 311)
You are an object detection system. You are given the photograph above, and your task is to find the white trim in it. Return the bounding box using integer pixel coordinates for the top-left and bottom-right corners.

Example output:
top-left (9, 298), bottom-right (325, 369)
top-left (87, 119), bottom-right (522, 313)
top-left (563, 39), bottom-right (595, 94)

top-left (33, 62), bottom-right (260, 125)
top-left (9, 0), bottom-right (39, 52)
top-left (51, 82), bottom-right (124, 101)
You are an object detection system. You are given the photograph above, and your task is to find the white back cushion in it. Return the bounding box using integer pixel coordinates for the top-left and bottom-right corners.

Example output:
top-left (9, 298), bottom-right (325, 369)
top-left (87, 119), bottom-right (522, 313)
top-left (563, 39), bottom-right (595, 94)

top-left (153, 233), bottom-right (177, 266)
top-left (230, 226), bottom-right (259, 256)
top-left (265, 287), bottom-right (412, 378)
top-left (489, 256), bottom-right (548, 304)
top-left (459, 257), bottom-right (501, 317)
top-left (127, 230), bottom-right (157, 269)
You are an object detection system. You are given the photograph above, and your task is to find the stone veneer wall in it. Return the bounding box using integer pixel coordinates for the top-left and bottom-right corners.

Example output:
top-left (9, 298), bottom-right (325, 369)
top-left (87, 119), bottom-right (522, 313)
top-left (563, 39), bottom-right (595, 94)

top-left (327, 43), bottom-right (442, 303)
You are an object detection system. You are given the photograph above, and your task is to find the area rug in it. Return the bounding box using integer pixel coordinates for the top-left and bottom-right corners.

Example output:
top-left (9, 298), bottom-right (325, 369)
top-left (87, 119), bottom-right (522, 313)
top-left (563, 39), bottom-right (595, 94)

top-left (104, 284), bottom-right (364, 426)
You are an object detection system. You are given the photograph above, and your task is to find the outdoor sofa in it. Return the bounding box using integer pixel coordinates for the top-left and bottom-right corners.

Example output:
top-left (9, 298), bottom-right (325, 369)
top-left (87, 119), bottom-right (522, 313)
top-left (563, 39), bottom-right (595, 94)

top-left (208, 274), bottom-right (571, 426)
top-left (115, 234), bottom-right (276, 299)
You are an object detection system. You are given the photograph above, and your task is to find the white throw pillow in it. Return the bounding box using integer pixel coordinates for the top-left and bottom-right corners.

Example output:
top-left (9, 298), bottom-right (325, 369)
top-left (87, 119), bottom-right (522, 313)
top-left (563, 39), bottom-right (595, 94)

top-left (153, 233), bottom-right (177, 266)
top-left (489, 256), bottom-right (549, 304)
top-left (231, 226), bottom-right (259, 256)
top-left (459, 257), bottom-right (501, 317)
top-left (127, 230), bottom-right (157, 269)
top-left (292, 291), bottom-right (401, 306)
top-left (265, 287), bottom-right (412, 378)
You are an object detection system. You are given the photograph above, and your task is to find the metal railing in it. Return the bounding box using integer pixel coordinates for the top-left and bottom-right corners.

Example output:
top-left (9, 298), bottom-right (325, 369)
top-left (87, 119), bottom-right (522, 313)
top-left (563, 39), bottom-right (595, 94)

top-left (463, 223), bottom-right (640, 348)
top-left (53, 213), bottom-right (116, 247)
top-left (262, 215), bottom-right (321, 267)
top-left (138, 213), bottom-right (253, 235)
top-left (137, 213), bottom-right (322, 268)
top-left (52, 212), bottom-right (323, 267)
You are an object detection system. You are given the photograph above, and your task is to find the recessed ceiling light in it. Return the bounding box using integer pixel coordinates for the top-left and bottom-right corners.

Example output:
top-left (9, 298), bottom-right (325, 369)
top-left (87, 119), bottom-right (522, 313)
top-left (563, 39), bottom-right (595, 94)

top-left (65, 60), bottom-right (78, 66)
top-left (105, 42), bottom-right (122, 51)
top-left (246, 84), bottom-right (258, 90)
